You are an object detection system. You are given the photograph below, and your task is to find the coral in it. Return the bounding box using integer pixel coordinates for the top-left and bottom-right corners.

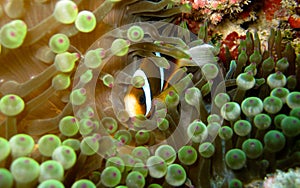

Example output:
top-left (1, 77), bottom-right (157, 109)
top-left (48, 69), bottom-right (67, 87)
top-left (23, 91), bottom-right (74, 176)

top-left (263, 0), bottom-right (282, 21)
top-left (264, 168), bottom-right (300, 188)
top-left (0, 0), bottom-right (299, 188)
top-left (180, 0), bottom-right (251, 25)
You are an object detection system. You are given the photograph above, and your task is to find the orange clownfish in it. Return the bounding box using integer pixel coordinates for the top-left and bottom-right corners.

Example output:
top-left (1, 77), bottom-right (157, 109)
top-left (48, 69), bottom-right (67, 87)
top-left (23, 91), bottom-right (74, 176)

top-left (123, 43), bottom-right (216, 118)
top-left (124, 52), bottom-right (178, 118)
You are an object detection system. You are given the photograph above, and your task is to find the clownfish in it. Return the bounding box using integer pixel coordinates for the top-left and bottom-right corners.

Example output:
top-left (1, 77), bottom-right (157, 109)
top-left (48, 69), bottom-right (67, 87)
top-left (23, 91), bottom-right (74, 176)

top-left (124, 52), bottom-right (178, 118)
top-left (124, 43), bottom-right (216, 118)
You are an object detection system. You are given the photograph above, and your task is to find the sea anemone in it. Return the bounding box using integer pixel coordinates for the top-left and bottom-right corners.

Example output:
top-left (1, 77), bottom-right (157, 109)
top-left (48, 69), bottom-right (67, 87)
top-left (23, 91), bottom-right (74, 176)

top-left (0, 0), bottom-right (299, 188)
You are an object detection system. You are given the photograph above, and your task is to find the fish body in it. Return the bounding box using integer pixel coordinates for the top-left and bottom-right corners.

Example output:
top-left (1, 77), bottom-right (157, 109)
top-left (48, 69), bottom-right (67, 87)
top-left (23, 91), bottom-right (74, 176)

top-left (124, 43), bottom-right (216, 118)
top-left (124, 53), bottom-right (172, 117)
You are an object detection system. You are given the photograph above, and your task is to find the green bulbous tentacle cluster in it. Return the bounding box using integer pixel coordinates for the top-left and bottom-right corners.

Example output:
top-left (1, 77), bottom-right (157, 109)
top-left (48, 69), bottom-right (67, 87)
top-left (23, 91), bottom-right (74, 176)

top-left (0, 1), bottom-right (299, 188)
top-left (0, 20), bottom-right (27, 49)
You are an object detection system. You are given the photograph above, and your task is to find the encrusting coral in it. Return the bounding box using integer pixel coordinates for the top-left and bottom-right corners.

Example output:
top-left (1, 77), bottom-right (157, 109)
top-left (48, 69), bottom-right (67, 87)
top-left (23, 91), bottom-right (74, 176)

top-left (0, 0), bottom-right (300, 188)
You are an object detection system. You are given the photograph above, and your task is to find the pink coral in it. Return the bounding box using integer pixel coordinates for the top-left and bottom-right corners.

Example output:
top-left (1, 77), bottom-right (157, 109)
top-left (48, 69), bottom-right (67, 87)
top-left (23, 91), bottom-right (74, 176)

top-left (229, 0), bottom-right (239, 4)
top-left (180, 0), bottom-right (251, 26)
top-left (183, 0), bottom-right (207, 9)
top-left (210, 13), bottom-right (223, 24)
top-left (211, 1), bottom-right (221, 9)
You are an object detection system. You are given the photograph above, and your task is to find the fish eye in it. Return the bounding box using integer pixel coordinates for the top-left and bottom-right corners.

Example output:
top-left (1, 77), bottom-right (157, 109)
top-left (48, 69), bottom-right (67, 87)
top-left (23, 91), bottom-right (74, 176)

top-left (138, 93), bottom-right (146, 105)
top-left (133, 69), bottom-right (152, 116)
top-left (124, 69), bottom-right (153, 117)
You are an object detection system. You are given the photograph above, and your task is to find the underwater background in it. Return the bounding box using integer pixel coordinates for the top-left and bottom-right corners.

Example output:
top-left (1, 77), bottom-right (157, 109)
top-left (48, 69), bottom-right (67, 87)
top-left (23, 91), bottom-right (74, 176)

top-left (0, 0), bottom-right (300, 187)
